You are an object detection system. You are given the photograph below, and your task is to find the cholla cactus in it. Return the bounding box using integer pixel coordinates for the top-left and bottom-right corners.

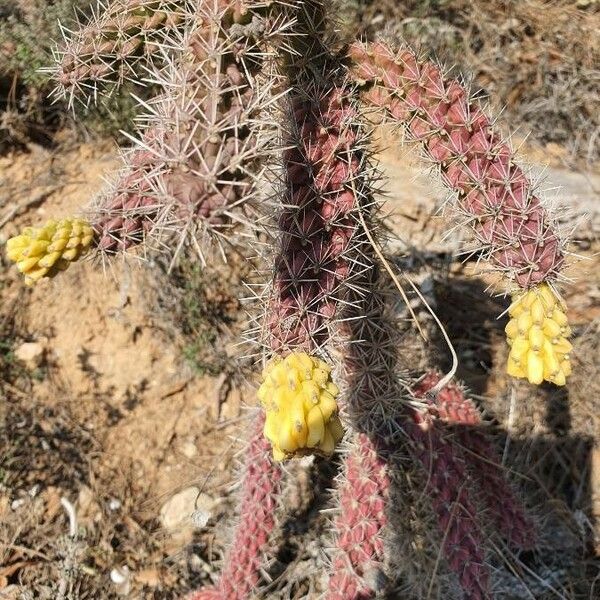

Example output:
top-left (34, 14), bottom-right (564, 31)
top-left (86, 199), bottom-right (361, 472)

top-left (6, 1), bottom-right (585, 598)
top-left (52, 0), bottom-right (193, 104)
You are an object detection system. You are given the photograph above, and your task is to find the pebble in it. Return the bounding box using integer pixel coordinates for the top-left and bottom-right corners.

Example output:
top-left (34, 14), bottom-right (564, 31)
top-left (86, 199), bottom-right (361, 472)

top-left (14, 341), bottom-right (45, 367)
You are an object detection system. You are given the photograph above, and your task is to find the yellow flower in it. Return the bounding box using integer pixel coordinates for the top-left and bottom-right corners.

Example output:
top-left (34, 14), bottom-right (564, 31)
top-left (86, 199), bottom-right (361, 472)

top-left (6, 217), bottom-right (94, 285)
top-left (258, 352), bottom-right (344, 461)
top-left (505, 283), bottom-right (571, 386)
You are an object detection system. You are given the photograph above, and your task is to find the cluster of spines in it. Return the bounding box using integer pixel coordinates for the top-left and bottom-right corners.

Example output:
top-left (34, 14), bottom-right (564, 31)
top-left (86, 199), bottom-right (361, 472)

top-left (51, 0), bottom-right (192, 105)
top-left (333, 261), bottom-right (402, 597)
top-left (267, 82), bottom-right (374, 352)
top-left (505, 283), bottom-right (572, 385)
top-left (403, 402), bottom-right (490, 599)
top-left (347, 41), bottom-right (566, 291)
top-left (327, 434), bottom-right (388, 600)
top-left (6, 217), bottom-right (94, 284)
top-left (258, 352), bottom-right (344, 461)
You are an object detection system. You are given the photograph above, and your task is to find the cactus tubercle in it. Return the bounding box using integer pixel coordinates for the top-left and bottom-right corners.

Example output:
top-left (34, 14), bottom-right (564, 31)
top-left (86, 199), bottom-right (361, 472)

top-left (258, 352), bottom-right (344, 461)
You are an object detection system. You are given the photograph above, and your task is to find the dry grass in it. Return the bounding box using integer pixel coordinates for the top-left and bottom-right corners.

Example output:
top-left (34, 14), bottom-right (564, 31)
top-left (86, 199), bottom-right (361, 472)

top-left (344, 0), bottom-right (600, 165)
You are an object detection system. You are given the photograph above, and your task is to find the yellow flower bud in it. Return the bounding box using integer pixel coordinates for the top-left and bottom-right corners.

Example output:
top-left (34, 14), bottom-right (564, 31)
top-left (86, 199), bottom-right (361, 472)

top-left (551, 308), bottom-right (568, 328)
top-left (505, 283), bottom-right (572, 386)
top-left (542, 318), bottom-right (561, 339)
top-left (507, 357), bottom-right (526, 378)
top-left (528, 326), bottom-right (544, 351)
top-left (527, 350), bottom-right (544, 385)
top-left (258, 352), bottom-right (344, 461)
top-left (517, 312), bottom-right (533, 334)
top-left (552, 338), bottom-right (573, 355)
top-left (505, 319), bottom-right (519, 340)
top-left (5, 217), bottom-right (94, 285)
top-left (306, 406), bottom-right (326, 448)
top-left (510, 337), bottom-right (529, 360)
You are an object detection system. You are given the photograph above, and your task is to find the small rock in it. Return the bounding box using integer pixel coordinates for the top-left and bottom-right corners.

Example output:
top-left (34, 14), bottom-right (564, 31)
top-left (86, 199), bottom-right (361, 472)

top-left (77, 485), bottom-right (101, 523)
top-left (193, 492), bottom-right (222, 527)
top-left (110, 566), bottom-right (131, 596)
top-left (160, 486), bottom-right (200, 531)
top-left (180, 438), bottom-right (198, 459)
top-left (187, 553), bottom-right (205, 574)
top-left (14, 342), bottom-right (45, 368)
top-left (11, 498), bottom-right (25, 510)
top-left (221, 387), bottom-right (242, 420)
top-left (108, 498), bottom-right (121, 511)
top-left (0, 584), bottom-right (21, 599)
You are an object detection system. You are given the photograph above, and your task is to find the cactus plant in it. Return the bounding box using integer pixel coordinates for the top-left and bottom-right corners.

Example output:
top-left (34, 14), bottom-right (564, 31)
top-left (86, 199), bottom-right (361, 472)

top-left (52, 0), bottom-right (194, 104)
top-left (191, 413), bottom-right (281, 600)
top-left (4, 0), bottom-right (584, 598)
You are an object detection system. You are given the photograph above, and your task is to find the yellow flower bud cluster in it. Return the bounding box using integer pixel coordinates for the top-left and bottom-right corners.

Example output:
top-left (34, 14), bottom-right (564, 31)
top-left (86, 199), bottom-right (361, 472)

top-left (505, 283), bottom-right (572, 386)
top-left (6, 218), bottom-right (94, 285)
top-left (258, 352), bottom-right (344, 461)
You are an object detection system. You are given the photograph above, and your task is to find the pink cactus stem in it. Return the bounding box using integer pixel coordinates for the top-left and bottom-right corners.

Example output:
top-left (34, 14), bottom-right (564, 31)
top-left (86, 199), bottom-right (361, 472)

top-left (268, 83), bottom-right (372, 352)
top-left (348, 41), bottom-right (565, 289)
top-left (415, 372), bottom-right (535, 550)
top-left (189, 413), bottom-right (282, 600)
top-left (404, 406), bottom-right (491, 600)
top-left (327, 434), bottom-right (389, 600)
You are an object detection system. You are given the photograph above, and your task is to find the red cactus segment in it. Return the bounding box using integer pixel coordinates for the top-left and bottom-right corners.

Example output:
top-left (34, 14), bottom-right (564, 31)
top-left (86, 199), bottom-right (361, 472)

top-left (189, 413), bottom-right (281, 600)
top-left (414, 373), bottom-right (535, 550)
top-left (415, 372), bottom-right (482, 426)
top-left (404, 410), bottom-right (491, 600)
top-left (269, 85), bottom-right (370, 352)
top-left (327, 435), bottom-right (389, 600)
top-left (348, 41), bottom-right (565, 289)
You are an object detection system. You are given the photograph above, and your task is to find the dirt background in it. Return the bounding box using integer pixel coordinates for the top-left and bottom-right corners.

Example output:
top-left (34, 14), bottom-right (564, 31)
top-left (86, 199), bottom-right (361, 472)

top-left (1, 1), bottom-right (600, 599)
